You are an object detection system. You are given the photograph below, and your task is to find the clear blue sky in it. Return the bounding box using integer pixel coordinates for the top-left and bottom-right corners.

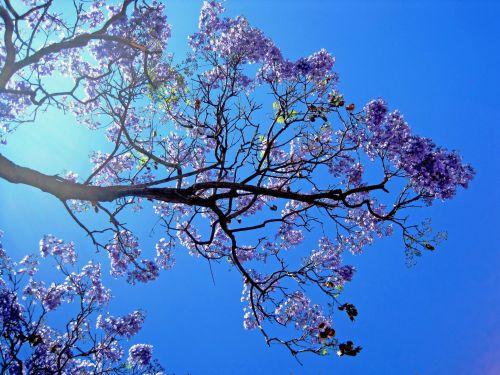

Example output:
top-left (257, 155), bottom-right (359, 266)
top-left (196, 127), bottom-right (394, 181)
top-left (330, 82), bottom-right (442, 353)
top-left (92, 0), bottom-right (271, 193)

top-left (1, 1), bottom-right (499, 374)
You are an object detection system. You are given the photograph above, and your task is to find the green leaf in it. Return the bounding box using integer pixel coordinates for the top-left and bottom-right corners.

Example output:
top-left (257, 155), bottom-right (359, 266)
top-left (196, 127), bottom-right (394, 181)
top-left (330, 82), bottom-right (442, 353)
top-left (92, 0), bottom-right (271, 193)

top-left (137, 155), bottom-right (149, 169)
top-left (277, 115), bottom-right (285, 124)
top-left (322, 349), bottom-right (328, 356)
top-left (272, 101), bottom-right (279, 111)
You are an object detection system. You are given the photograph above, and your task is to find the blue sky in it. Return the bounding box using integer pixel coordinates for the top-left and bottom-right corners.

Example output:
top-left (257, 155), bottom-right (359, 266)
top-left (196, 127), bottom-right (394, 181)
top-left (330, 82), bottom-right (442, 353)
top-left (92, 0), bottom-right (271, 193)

top-left (1, 0), bottom-right (499, 374)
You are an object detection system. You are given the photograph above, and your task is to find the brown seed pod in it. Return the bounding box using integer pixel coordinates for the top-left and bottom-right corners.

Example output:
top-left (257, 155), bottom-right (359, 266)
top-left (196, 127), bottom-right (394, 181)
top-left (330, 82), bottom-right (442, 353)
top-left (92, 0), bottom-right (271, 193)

top-left (345, 103), bottom-right (355, 111)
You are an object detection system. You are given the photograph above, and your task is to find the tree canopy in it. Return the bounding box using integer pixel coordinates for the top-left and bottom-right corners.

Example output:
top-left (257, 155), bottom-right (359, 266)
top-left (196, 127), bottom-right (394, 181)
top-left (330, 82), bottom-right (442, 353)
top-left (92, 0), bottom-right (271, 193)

top-left (0, 0), bottom-right (474, 372)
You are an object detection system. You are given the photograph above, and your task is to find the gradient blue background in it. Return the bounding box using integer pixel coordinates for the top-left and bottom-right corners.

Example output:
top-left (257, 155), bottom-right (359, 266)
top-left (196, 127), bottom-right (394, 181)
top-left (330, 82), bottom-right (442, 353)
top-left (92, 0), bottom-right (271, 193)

top-left (0, 0), bottom-right (499, 374)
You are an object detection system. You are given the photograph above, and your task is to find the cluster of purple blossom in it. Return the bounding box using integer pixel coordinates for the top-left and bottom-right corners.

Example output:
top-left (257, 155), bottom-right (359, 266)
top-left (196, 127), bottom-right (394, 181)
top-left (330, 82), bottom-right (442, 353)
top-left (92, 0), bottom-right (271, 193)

top-left (275, 291), bottom-right (331, 342)
top-left (128, 344), bottom-right (154, 369)
top-left (0, 83), bottom-right (32, 145)
top-left (362, 99), bottom-right (474, 201)
top-left (278, 201), bottom-right (305, 249)
top-left (90, 1), bottom-right (171, 73)
top-left (97, 310), bottom-right (145, 340)
top-left (189, 1), bottom-right (336, 87)
top-left (106, 230), bottom-right (174, 284)
top-left (40, 234), bottom-right (77, 264)
top-left (90, 151), bottom-right (136, 186)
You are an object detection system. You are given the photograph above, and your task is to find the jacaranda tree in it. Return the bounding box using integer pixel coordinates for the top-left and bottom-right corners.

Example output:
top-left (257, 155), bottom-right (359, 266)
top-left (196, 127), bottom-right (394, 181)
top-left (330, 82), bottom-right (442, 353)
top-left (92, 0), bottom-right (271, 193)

top-left (0, 232), bottom-right (163, 373)
top-left (0, 0), bottom-right (474, 372)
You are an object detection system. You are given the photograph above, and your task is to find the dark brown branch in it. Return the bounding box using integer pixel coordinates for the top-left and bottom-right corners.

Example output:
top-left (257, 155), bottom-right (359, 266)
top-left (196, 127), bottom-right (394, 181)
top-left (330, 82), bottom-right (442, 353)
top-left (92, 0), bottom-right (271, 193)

top-left (0, 6), bottom-right (16, 85)
top-left (0, 153), bottom-right (207, 206)
top-left (0, 153), bottom-right (389, 211)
